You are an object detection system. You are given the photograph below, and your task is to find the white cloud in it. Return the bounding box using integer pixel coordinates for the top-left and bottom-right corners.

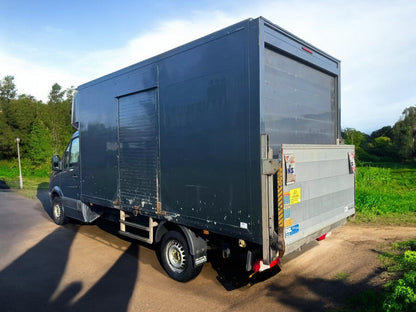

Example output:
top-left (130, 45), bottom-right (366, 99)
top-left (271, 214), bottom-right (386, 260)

top-left (0, 10), bottom-right (238, 102)
top-left (70, 11), bottom-right (238, 81)
top-left (0, 51), bottom-right (83, 102)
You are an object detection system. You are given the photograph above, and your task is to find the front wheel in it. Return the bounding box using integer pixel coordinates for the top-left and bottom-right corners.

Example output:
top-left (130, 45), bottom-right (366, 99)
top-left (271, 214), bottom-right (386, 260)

top-left (52, 197), bottom-right (68, 225)
top-left (160, 230), bottom-right (203, 282)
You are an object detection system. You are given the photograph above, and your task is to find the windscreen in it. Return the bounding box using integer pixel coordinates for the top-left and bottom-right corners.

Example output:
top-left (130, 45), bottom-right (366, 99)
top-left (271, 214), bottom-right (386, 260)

top-left (262, 48), bottom-right (337, 154)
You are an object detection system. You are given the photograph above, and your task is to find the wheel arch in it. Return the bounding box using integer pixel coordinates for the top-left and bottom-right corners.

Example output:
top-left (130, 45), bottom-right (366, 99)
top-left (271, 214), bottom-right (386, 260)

top-left (50, 185), bottom-right (63, 201)
top-left (155, 221), bottom-right (207, 258)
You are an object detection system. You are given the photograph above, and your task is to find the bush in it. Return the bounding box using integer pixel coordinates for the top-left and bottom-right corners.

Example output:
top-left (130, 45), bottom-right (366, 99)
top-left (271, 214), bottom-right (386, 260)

top-left (381, 240), bottom-right (416, 311)
top-left (348, 239), bottom-right (416, 311)
top-left (383, 270), bottom-right (416, 311)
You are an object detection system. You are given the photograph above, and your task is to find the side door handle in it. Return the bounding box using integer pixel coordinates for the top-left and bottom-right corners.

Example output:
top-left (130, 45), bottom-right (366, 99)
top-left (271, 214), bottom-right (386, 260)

top-left (69, 167), bottom-right (79, 178)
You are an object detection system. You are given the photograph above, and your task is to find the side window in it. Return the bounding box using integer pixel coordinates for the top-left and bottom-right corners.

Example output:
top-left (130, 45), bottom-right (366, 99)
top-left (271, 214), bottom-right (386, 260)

top-left (62, 137), bottom-right (79, 169)
top-left (69, 137), bottom-right (79, 167)
top-left (63, 143), bottom-right (71, 169)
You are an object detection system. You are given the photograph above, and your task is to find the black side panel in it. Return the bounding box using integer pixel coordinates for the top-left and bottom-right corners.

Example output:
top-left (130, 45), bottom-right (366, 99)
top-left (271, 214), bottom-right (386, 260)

top-left (118, 89), bottom-right (158, 211)
top-left (157, 23), bottom-right (262, 243)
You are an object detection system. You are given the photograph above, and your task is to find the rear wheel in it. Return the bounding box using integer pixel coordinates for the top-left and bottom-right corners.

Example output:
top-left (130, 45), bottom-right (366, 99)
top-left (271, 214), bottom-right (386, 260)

top-left (52, 197), bottom-right (68, 225)
top-left (160, 230), bottom-right (203, 282)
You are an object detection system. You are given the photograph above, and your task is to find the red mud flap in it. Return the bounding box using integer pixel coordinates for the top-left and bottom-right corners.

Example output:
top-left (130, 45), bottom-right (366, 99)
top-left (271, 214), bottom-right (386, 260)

top-left (249, 258), bottom-right (281, 285)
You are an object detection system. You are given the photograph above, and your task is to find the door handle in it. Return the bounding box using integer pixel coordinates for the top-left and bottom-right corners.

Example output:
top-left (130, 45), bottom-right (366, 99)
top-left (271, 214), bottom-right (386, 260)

top-left (69, 168), bottom-right (79, 178)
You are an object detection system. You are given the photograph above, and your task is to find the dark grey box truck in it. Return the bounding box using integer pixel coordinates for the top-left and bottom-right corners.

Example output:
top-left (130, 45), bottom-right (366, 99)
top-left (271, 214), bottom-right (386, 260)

top-left (49, 17), bottom-right (355, 282)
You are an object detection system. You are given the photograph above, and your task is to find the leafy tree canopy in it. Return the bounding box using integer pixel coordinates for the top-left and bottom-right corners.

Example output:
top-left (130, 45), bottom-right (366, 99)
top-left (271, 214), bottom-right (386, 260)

top-left (392, 106), bottom-right (416, 161)
top-left (0, 75), bottom-right (74, 166)
top-left (371, 126), bottom-right (393, 140)
top-left (27, 118), bottom-right (53, 165)
top-left (342, 128), bottom-right (368, 147)
top-left (0, 75), bottom-right (17, 103)
top-left (48, 83), bottom-right (65, 105)
top-left (342, 106), bottom-right (416, 163)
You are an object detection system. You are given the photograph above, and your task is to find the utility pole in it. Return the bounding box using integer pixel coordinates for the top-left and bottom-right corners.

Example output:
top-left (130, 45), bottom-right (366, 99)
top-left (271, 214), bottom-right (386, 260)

top-left (16, 138), bottom-right (23, 189)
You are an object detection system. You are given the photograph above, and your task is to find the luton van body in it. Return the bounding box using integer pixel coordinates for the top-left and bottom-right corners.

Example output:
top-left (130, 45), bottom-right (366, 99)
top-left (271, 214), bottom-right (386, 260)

top-left (49, 17), bottom-right (355, 282)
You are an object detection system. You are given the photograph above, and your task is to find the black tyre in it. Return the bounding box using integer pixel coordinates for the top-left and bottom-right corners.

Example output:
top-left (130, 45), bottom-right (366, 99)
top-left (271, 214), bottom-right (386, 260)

top-left (52, 197), bottom-right (68, 225)
top-left (160, 230), bottom-right (203, 282)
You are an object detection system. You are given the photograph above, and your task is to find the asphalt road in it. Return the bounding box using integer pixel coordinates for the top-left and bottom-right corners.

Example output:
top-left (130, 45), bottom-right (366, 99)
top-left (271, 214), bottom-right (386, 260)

top-left (1, 190), bottom-right (416, 312)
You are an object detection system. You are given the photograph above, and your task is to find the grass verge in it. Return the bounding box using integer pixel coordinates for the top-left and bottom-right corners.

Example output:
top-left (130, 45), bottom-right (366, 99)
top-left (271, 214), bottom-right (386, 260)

top-left (0, 159), bottom-right (49, 199)
top-left (353, 166), bottom-right (416, 225)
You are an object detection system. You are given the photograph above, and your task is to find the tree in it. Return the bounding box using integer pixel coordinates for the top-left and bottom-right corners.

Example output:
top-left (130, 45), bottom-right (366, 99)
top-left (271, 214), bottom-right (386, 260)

top-left (48, 83), bottom-right (65, 105)
top-left (0, 78), bottom-right (74, 163)
top-left (47, 83), bottom-right (74, 155)
top-left (18, 94), bottom-right (37, 101)
top-left (0, 75), bottom-right (17, 102)
top-left (2, 96), bottom-right (38, 157)
top-left (371, 136), bottom-right (393, 158)
top-left (27, 118), bottom-right (53, 165)
top-left (342, 128), bottom-right (368, 147)
top-left (342, 128), bottom-right (373, 162)
top-left (0, 112), bottom-right (16, 159)
top-left (370, 126), bottom-right (393, 140)
top-left (65, 86), bottom-right (76, 103)
top-left (393, 106), bottom-right (416, 161)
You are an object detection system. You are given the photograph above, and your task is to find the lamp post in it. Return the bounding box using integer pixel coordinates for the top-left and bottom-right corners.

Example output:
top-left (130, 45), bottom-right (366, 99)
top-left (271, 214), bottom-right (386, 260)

top-left (16, 138), bottom-right (23, 189)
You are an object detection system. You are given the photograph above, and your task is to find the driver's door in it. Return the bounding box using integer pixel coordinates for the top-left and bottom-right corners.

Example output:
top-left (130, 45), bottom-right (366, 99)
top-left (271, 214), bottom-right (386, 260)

top-left (60, 136), bottom-right (80, 210)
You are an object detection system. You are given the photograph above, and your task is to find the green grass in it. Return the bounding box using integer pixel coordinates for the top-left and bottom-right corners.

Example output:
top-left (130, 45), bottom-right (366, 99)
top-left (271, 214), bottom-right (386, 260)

top-left (0, 159), bottom-right (49, 199)
top-left (354, 166), bottom-right (416, 225)
top-left (334, 271), bottom-right (350, 282)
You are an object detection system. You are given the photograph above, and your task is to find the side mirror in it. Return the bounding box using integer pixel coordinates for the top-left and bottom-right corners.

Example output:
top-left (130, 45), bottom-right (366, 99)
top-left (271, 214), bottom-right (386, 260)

top-left (51, 155), bottom-right (61, 171)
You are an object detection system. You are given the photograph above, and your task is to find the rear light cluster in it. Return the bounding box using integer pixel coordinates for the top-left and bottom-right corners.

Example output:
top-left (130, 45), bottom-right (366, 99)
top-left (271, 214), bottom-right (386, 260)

top-left (251, 232), bottom-right (332, 273)
top-left (317, 234), bottom-right (327, 241)
top-left (252, 258), bottom-right (280, 273)
top-left (317, 232), bottom-right (332, 241)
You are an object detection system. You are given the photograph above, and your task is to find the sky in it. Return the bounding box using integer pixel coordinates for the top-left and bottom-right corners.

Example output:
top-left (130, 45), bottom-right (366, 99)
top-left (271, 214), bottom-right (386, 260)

top-left (0, 0), bottom-right (415, 133)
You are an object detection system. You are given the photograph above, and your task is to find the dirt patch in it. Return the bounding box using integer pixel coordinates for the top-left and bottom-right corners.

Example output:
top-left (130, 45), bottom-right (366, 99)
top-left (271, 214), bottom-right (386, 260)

top-left (252, 223), bottom-right (416, 311)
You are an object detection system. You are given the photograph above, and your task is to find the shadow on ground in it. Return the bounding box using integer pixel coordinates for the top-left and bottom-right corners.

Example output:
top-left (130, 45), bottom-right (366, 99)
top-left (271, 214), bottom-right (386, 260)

top-left (0, 185), bottom-right (141, 312)
top-left (208, 250), bottom-right (281, 290)
top-left (265, 258), bottom-right (384, 311)
top-left (34, 183), bottom-right (279, 291)
top-left (36, 184), bottom-right (52, 219)
top-left (0, 223), bottom-right (140, 312)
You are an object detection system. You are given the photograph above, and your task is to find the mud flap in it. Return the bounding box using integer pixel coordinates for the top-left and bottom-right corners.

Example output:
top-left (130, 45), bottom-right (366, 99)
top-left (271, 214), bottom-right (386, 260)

top-left (248, 265), bottom-right (281, 285)
top-left (80, 201), bottom-right (102, 223)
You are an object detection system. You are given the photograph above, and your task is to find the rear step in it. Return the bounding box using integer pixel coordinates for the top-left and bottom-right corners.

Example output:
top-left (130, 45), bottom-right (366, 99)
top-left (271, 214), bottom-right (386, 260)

top-left (118, 210), bottom-right (158, 244)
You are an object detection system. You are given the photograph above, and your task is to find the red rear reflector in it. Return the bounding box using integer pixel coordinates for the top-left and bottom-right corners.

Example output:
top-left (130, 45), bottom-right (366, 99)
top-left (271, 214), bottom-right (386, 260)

top-left (252, 258), bottom-right (281, 272)
top-left (270, 258), bottom-right (280, 267)
top-left (253, 261), bottom-right (261, 272)
top-left (302, 46), bottom-right (313, 54)
top-left (317, 234), bottom-right (327, 241)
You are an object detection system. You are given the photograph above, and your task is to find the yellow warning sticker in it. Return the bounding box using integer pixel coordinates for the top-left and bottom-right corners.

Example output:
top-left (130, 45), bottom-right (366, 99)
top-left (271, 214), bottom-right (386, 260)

top-left (284, 218), bottom-right (294, 227)
top-left (290, 188), bottom-right (301, 205)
